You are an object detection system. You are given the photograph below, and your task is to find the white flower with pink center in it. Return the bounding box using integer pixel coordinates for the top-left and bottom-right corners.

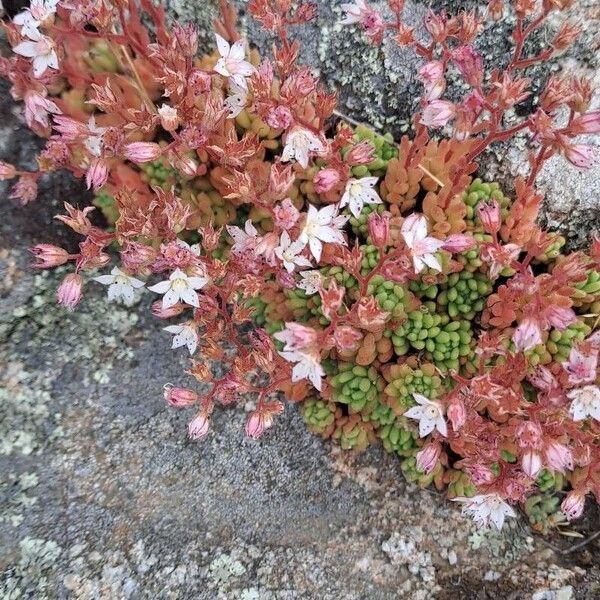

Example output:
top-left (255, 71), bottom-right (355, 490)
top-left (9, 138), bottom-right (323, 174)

top-left (164, 321), bottom-right (199, 355)
top-left (298, 203), bottom-right (348, 262)
top-left (13, 0), bottom-right (58, 39)
top-left (404, 393), bottom-right (448, 437)
top-left (401, 214), bottom-right (444, 273)
top-left (214, 34), bottom-right (254, 91)
top-left (274, 231), bottom-right (312, 273)
top-left (149, 268), bottom-right (208, 309)
top-left (281, 127), bottom-right (326, 169)
top-left (13, 33), bottom-right (59, 78)
top-left (339, 177), bottom-right (382, 218)
top-left (452, 494), bottom-right (516, 530)
top-left (93, 266), bottom-right (145, 306)
top-left (568, 385), bottom-right (600, 422)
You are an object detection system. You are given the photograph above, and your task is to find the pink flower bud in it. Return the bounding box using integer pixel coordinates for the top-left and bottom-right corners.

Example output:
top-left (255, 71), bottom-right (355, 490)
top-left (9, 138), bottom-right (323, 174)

top-left (545, 440), bottom-right (574, 473)
top-left (416, 443), bottom-right (441, 475)
top-left (512, 318), bottom-right (543, 352)
top-left (447, 397), bottom-right (467, 431)
top-left (521, 449), bottom-right (542, 478)
top-left (563, 143), bottom-right (595, 169)
top-left (545, 305), bottom-right (576, 330)
top-left (561, 491), bottom-right (585, 521)
top-left (333, 325), bottom-right (363, 352)
top-left (124, 142), bottom-right (162, 164)
top-left (347, 140), bottom-right (375, 166)
top-left (152, 300), bottom-right (185, 319)
top-left (367, 212), bottom-right (390, 247)
top-left (319, 280), bottom-right (345, 320)
top-left (245, 411), bottom-right (267, 438)
top-left (158, 104), bottom-right (180, 132)
top-left (488, 0), bottom-right (503, 21)
top-left (57, 272), bottom-right (83, 310)
top-left (30, 244), bottom-right (70, 268)
top-left (273, 198), bottom-right (300, 230)
top-left (451, 45), bottom-right (483, 87)
top-left (274, 322), bottom-right (319, 352)
top-left (164, 386), bottom-right (199, 407)
top-left (420, 100), bottom-right (456, 128)
top-left (85, 157), bottom-right (108, 190)
top-left (266, 105), bottom-right (292, 130)
top-left (188, 412), bottom-right (210, 439)
top-left (571, 111), bottom-right (600, 134)
top-left (477, 199), bottom-right (501, 234)
top-left (442, 234), bottom-right (476, 253)
top-left (0, 160), bottom-right (16, 180)
top-left (313, 168), bottom-right (340, 194)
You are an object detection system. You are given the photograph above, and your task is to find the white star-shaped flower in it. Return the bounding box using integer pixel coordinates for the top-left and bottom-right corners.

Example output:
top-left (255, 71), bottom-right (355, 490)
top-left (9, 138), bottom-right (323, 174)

top-left (401, 213), bottom-right (444, 273)
top-left (164, 321), bottom-right (199, 355)
top-left (340, 177), bottom-right (382, 218)
top-left (298, 203), bottom-right (348, 262)
top-left (13, 0), bottom-right (58, 39)
top-left (226, 219), bottom-right (259, 256)
top-left (281, 126), bottom-right (326, 169)
top-left (93, 266), bottom-right (145, 305)
top-left (213, 34), bottom-right (254, 91)
top-left (452, 494), bottom-right (516, 530)
top-left (567, 385), bottom-right (600, 421)
top-left (274, 231), bottom-right (312, 273)
top-left (148, 268), bottom-right (208, 309)
top-left (297, 270), bottom-right (322, 295)
top-left (404, 393), bottom-right (448, 437)
top-left (279, 349), bottom-right (325, 391)
top-left (13, 33), bottom-right (59, 78)
top-left (224, 80), bottom-right (248, 118)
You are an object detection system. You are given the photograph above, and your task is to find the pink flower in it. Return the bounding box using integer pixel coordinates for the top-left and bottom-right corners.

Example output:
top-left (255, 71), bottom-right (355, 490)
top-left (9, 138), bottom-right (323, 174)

top-left (561, 491), bottom-right (586, 521)
top-left (401, 213), bottom-right (444, 273)
top-left (451, 45), bottom-right (483, 87)
top-left (245, 411), bottom-right (267, 438)
top-left (545, 305), bottom-right (576, 330)
top-left (57, 272), bottom-right (83, 310)
top-left (164, 386), bottom-right (199, 407)
top-left (313, 168), bottom-right (340, 194)
top-left (446, 396), bottom-right (467, 431)
top-left (24, 91), bottom-right (61, 131)
top-left (545, 440), bottom-right (574, 473)
top-left (274, 322), bottom-right (319, 353)
top-left (319, 280), bottom-right (345, 320)
top-left (266, 105), bottom-right (292, 130)
top-left (571, 111), bottom-right (600, 134)
top-left (418, 61), bottom-right (445, 101)
top-left (420, 100), bottom-right (456, 128)
top-left (123, 142), bottom-right (162, 164)
top-left (151, 300), bottom-right (185, 319)
top-left (480, 242), bottom-right (521, 279)
top-left (442, 234), bottom-right (476, 253)
top-left (477, 199), bottom-right (501, 234)
top-left (30, 244), bottom-right (70, 268)
top-left (368, 212), bottom-right (390, 247)
top-left (340, 177), bottom-right (382, 218)
top-left (521, 449), bottom-right (542, 478)
top-left (563, 345), bottom-right (598, 385)
top-left (346, 140), bottom-right (375, 166)
top-left (340, 0), bottom-right (384, 43)
top-left (512, 318), bottom-right (543, 352)
top-left (158, 104), bottom-right (180, 131)
top-left (416, 443), bottom-right (441, 475)
top-left (214, 34), bottom-right (254, 90)
top-left (281, 126), bottom-right (326, 169)
top-left (333, 325), bottom-right (363, 352)
top-left (9, 175), bottom-right (38, 205)
top-left (188, 413), bottom-right (210, 440)
top-left (85, 157), bottom-right (108, 190)
top-left (563, 143), bottom-right (595, 169)
top-left (273, 198), bottom-right (300, 230)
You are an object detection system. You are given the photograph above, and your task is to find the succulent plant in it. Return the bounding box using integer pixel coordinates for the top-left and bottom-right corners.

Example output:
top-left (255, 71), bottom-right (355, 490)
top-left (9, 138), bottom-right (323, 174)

top-left (302, 397), bottom-right (338, 438)
top-left (524, 494), bottom-right (567, 534)
top-left (332, 415), bottom-right (375, 452)
top-left (437, 270), bottom-right (492, 320)
top-left (329, 363), bottom-right (384, 415)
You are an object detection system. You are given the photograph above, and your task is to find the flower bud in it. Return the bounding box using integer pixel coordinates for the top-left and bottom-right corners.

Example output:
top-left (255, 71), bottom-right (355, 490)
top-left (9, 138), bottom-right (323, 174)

top-left (447, 397), bottom-right (466, 431)
top-left (477, 199), bottom-right (501, 234)
top-left (545, 440), bottom-right (574, 473)
top-left (57, 272), bottom-right (83, 310)
top-left (164, 385), bottom-right (199, 407)
top-left (158, 104), bottom-right (180, 132)
top-left (245, 411), bottom-right (266, 438)
top-left (487, 0), bottom-right (503, 21)
top-left (346, 140), bottom-right (375, 166)
top-left (0, 160), bottom-right (16, 180)
top-left (420, 100), bottom-right (456, 128)
top-left (571, 111), bottom-right (600, 134)
top-left (416, 443), bottom-right (441, 475)
top-left (319, 280), bottom-right (345, 320)
top-left (563, 143), bottom-right (595, 170)
top-left (367, 212), bottom-right (390, 247)
top-left (521, 449), bottom-right (542, 478)
top-left (152, 300), bottom-right (185, 318)
top-left (512, 318), bottom-right (543, 352)
top-left (442, 234), bottom-right (476, 253)
top-left (561, 491), bottom-right (585, 521)
top-left (266, 105), bottom-right (292, 130)
top-left (313, 168), bottom-right (340, 194)
top-left (30, 244), bottom-right (70, 268)
top-left (188, 412), bottom-right (210, 439)
top-left (123, 142), bottom-right (162, 164)
top-left (85, 157), bottom-right (108, 190)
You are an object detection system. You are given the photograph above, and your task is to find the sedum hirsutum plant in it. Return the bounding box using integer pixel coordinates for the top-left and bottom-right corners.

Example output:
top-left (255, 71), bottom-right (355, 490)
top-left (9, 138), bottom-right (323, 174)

top-left (2, 0), bottom-right (600, 532)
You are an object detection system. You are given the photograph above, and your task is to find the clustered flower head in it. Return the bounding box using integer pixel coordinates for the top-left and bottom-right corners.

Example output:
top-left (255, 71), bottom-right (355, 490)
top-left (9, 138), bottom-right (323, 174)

top-left (3, 0), bottom-right (600, 533)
